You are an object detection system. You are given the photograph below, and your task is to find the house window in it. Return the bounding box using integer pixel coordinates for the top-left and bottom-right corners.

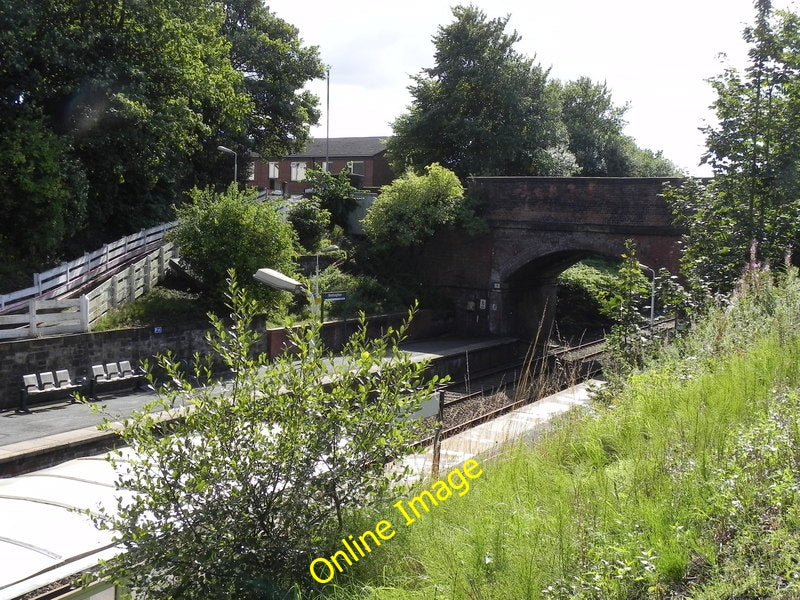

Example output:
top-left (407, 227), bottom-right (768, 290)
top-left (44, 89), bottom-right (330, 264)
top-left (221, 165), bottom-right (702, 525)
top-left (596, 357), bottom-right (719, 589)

top-left (290, 161), bottom-right (307, 181)
top-left (245, 162), bottom-right (255, 181)
top-left (268, 161), bottom-right (280, 179)
top-left (348, 161), bottom-right (365, 176)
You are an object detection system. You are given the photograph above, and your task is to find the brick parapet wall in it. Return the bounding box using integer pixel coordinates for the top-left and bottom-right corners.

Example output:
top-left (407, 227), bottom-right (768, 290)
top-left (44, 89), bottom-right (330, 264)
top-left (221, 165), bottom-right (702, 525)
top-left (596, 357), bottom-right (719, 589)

top-left (470, 177), bottom-right (684, 230)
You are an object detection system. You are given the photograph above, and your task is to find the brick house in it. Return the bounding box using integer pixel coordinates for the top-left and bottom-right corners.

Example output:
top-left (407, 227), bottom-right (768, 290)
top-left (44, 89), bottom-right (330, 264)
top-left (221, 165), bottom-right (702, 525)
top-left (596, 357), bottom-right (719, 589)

top-left (250, 136), bottom-right (394, 196)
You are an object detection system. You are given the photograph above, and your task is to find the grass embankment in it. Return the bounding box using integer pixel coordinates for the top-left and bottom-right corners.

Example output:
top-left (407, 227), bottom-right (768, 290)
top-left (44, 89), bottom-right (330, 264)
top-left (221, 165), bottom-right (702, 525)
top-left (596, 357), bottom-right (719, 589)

top-left (315, 272), bottom-right (800, 599)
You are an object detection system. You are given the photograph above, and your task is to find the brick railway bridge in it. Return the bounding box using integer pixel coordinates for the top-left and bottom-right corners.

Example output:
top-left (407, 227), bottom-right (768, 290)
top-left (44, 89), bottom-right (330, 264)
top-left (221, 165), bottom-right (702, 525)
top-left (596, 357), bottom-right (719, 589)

top-left (421, 177), bottom-right (685, 339)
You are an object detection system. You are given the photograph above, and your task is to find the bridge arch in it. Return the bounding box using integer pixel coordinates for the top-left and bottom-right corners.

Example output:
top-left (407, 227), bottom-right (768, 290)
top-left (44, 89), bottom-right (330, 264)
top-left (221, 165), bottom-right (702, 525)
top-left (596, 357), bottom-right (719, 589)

top-left (420, 176), bottom-right (686, 339)
top-left (494, 248), bottom-right (622, 341)
top-left (491, 234), bottom-right (670, 340)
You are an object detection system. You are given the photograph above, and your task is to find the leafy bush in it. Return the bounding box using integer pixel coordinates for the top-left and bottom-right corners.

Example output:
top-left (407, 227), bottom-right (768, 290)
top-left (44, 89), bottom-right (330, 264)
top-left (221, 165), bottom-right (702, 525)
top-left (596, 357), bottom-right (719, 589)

top-left (555, 257), bottom-right (620, 339)
top-left (303, 167), bottom-right (359, 231)
top-left (168, 183), bottom-right (296, 315)
top-left (93, 287), bottom-right (206, 330)
top-left (316, 266), bottom-right (405, 319)
top-left (91, 276), bottom-right (443, 598)
top-left (362, 163), bottom-right (478, 253)
top-left (288, 197), bottom-right (331, 252)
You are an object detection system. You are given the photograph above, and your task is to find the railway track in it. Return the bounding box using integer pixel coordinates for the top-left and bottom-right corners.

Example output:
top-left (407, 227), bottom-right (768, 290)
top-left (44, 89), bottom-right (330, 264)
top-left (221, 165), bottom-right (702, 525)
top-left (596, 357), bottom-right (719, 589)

top-left (416, 337), bottom-right (607, 445)
top-left (425, 318), bottom-right (676, 444)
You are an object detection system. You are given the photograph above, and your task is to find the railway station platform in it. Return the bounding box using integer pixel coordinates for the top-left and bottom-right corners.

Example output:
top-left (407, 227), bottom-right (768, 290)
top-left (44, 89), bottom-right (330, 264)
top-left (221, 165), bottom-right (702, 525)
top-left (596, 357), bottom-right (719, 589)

top-left (0, 336), bottom-right (522, 476)
top-left (400, 380), bottom-right (598, 482)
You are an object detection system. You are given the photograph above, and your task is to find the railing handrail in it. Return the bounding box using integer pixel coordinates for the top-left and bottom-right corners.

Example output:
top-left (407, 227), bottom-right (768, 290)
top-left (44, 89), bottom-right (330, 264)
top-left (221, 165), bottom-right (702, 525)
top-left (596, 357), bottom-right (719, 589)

top-left (0, 242), bottom-right (178, 340)
top-left (0, 222), bottom-right (176, 312)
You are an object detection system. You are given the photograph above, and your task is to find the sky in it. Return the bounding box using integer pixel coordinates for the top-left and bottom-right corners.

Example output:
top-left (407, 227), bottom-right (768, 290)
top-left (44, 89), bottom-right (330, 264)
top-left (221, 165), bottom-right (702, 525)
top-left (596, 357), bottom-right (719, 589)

top-left (267, 0), bottom-right (795, 176)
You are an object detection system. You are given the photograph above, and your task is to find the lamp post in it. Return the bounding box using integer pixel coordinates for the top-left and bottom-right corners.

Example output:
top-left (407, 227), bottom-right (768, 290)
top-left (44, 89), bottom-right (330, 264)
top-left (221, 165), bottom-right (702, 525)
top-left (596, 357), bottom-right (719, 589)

top-left (638, 263), bottom-right (656, 328)
top-left (314, 245), bottom-right (339, 320)
top-left (216, 145), bottom-right (237, 183)
top-left (325, 67), bottom-right (330, 171)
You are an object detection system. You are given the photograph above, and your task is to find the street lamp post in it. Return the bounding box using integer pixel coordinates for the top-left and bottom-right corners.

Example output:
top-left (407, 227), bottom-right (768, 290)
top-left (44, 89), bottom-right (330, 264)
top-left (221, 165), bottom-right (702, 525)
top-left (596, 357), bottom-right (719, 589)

top-left (216, 145), bottom-right (237, 183)
top-left (314, 245), bottom-right (339, 321)
top-left (638, 263), bottom-right (656, 328)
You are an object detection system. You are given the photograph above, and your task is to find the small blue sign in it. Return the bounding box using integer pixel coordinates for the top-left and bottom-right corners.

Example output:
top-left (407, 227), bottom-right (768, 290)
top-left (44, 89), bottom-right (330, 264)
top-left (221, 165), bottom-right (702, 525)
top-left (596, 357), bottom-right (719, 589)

top-left (321, 291), bottom-right (347, 302)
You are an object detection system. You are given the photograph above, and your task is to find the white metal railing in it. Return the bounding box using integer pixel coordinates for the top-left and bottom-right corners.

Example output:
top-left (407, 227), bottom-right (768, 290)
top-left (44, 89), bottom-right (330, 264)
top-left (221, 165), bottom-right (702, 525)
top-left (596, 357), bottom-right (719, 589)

top-left (0, 222), bottom-right (176, 313)
top-left (0, 242), bottom-right (179, 340)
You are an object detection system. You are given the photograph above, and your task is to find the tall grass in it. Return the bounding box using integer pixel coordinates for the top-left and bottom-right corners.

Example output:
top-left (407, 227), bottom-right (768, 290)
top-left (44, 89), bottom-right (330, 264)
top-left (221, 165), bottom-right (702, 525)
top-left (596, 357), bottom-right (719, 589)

top-left (305, 269), bottom-right (800, 599)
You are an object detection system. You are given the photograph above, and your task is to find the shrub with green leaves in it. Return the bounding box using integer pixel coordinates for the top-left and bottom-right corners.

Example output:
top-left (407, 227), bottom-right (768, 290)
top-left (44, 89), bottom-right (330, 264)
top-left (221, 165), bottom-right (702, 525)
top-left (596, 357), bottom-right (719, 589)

top-left (362, 163), bottom-right (479, 253)
top-left (555, 258), bottom-right (621, 339)
top-left (317, 266), bottom-right (404, 318)
top-left (287, 197), bottom-right (331, 252)
top-left (90, 275), bottom-right (443, 598)
top-left (168, 183), bottom-right (296, 314)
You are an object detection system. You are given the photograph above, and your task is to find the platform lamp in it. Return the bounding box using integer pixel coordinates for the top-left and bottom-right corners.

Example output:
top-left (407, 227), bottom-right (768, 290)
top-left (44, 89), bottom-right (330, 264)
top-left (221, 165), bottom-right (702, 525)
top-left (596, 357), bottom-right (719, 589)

top-left (217, 145), bottom-right (237, 183)
top-left (314, 245), bottom-right (340, 320)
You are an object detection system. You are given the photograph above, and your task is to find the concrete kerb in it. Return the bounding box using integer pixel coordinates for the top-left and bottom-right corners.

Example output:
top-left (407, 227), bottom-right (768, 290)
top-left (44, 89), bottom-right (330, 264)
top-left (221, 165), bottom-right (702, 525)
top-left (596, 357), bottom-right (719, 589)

top-left (396, 379), bottom-right (602, 484)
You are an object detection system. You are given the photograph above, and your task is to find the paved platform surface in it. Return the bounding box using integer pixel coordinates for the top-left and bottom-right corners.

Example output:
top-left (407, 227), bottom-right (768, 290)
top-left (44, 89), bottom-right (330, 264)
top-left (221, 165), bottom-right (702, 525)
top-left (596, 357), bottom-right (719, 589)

top-left (0, 336), bottom-right (518, 471)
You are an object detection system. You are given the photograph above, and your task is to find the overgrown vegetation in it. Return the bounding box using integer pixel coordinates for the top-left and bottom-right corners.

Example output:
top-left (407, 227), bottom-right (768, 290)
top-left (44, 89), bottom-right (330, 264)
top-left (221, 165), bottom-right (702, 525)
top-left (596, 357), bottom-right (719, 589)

top-left (297, 267), bottom-right (800, 600)
top-left (92, 288), bottom-right (207, 331)
top-left (315, 266), bottom-right (406, 319)
top-left (288, 198), bottom-right (332, 253)
top-left (362, 163), bottom-right (477, 254)
top-left (167, 183), bottom-right (296, 314)
top-left (0, 0), bottom-right (323, 286)
top-left (91, 275), bottom-right (444, 599)
top-left (554, 257), bottom-right (621, 341)
top-left (663, 0), bottom-right (800, 295)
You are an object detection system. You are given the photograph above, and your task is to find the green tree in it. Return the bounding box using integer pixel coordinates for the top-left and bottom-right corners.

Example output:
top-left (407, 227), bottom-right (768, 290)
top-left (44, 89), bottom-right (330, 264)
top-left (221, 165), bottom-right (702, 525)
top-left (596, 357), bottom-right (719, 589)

top-left (168, 184), bottom-right (296, 311)
top-left (303, 167), bottom-right (359, 231)
top-left (221, 0), bottom-right (324, 158)
top-left (91, 277), bottom-right (442, 598)
top-left (198, 0), bottom-right (324, 190)
top-left (287, 197), bottom-right (331, 251)
top-left (559, 77), bottom-right (680, 177)
top-left (386, 5), bottom-right (574, 178)
top-left (362, 163), bottom-right (477, 253)
top-left (0, 0), bottom-right (322, 274)
top-left (664, 0), bottom-right (800, 293)
top-left (598, 241), bottom-right (658, 378)
top-left (559, 77), bottom-right (630, 176)
top-left (0, 113), bottom-right (87, 289)
top-left (21, 0), bottom-right (253, 245)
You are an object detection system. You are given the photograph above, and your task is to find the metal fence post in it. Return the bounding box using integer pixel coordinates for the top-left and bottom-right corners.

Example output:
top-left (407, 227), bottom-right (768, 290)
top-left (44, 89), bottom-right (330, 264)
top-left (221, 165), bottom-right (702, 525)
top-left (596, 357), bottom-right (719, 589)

top-left (431, 389), bottom-right (444, 478)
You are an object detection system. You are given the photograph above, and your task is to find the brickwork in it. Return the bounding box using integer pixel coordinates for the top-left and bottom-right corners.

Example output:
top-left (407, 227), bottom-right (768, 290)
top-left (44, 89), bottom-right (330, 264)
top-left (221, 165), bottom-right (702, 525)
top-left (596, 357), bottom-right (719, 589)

top-left (418, 177), bottom-right (686, 337)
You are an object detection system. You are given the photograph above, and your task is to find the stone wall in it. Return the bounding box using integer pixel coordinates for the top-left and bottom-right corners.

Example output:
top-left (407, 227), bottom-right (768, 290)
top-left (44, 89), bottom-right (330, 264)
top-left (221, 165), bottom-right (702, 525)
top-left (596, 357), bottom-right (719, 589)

top-left (0, 310), bottom-right (451, 412)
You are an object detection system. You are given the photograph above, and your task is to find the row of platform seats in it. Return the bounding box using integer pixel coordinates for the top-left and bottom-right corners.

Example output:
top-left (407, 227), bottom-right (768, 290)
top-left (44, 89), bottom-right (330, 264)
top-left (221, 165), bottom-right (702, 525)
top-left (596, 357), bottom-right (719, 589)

top-left (18, 361), bottom-right (144, 413)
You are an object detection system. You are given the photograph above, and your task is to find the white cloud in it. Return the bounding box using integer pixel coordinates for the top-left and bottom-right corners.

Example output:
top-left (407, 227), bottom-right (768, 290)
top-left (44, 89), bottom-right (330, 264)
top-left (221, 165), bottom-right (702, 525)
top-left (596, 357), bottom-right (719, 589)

top-left (268, 0), bottom-right (795, 175)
